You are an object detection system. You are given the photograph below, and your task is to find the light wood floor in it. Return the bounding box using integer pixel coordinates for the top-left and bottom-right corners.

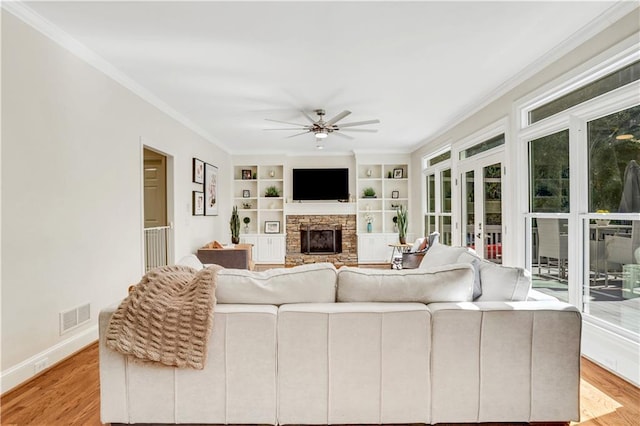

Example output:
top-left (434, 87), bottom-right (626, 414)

top-left (1, 342), bottom-right (638, 425)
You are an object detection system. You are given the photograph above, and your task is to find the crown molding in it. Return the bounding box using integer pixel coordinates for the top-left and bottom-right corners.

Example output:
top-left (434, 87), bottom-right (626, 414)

top-left (410, 1), bottom-right (639, 155)
top-left (2, 1), bottom-right (230, 154)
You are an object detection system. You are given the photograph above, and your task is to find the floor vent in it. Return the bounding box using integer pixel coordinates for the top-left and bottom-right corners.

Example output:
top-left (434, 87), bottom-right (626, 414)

top-left (59, 303), bottom-right (91, 335)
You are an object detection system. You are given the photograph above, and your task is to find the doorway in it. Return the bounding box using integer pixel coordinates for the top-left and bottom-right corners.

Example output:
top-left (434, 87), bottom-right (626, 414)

top-left (143, 147), bottom-right (171, 271)
top-left (459, 152), bottom-right (503, 263)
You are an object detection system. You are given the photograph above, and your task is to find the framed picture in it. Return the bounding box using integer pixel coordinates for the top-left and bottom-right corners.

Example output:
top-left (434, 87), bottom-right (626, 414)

top-left (192, 191), bottom-right (204, 215)
top-left (243, 189), bottom-right (251, 198)
top-left (391, 190), bottom-right (400, 199)
top-left (264, 221), bottom-right (280, 234)
top-left (193, 158), bottom-right (204, 184)
top-left (393, 168), bottom-right (404, 179)
top-left (242, 169), bottom-right (252, 180)
top-left (204, 163), bottom-right (218, 216)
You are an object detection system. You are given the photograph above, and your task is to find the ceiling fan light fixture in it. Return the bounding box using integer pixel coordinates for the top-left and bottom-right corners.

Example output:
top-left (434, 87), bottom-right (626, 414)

top-left (316, 143), bottom-right (324, 150)
top-left (616, 134), bottom-right (634, 140)
top-left (315, 130), bottom-right (328, 139)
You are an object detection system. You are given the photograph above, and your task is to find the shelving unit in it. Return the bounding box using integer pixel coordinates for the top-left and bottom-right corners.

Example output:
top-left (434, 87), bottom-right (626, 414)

top-left (356, 161), bottom-right (410, 263)
top-left (233, 164), bottom-right (285, 263)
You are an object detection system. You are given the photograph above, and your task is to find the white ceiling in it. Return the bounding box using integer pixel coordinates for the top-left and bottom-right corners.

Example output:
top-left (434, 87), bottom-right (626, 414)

top-left (20, 1), bottom-right (622, 155)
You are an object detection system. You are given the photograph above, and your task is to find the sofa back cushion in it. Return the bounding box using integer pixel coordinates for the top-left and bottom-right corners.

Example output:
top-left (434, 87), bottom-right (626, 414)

top-left (216, 262), bottom-right (337, 305)
top-left (337, 264), bottom-right (474, 303)
top-left (419, 241), bottom-right (531, 301)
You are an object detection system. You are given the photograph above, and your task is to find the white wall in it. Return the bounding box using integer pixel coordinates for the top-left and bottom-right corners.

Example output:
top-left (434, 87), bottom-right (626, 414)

top-left (1, 11), bottom-right (231, 392)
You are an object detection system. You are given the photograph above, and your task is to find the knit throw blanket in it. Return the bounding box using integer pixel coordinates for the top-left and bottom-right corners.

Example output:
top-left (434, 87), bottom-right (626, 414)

top-left (105, 264), bottom-right (222, 369)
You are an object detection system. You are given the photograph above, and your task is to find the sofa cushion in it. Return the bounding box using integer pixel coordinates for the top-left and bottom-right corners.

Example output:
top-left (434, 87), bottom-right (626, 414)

top-left (337, 264), bottom-right (474, 303)
top-left (418, 240), bottom-right (469, 268)
top-left (216, 262), bottom-right (337, 305)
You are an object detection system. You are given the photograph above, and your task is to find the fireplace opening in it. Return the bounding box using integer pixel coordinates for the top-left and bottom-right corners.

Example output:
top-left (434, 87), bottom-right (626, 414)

top-left (300, 225), bottom-right (342, 254)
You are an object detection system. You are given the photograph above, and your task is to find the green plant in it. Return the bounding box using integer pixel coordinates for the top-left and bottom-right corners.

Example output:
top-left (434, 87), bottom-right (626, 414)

top-left (265, 186), bottom-right (280, 197)
top-left (388, 171), bottom-right (393, 178)
top-left (230, 206), bottom-right (240, 242)
top-left (396, 205), bottom-right (408, 239)
top-left (363, 187), bottom-right (376, 197)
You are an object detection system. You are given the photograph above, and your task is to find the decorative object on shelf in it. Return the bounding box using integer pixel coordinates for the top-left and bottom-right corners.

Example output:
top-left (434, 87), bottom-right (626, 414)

top-left (366, 169), bottom-right (372, 177)
top-left (393, 168), bottom-right (404, 179)
top-left (392, 190), bottom-right (399, 199)
top-left (230, 206), bottom-right (240, 244)
top-left (396, 205), bottom-right (408, 244)
top-left (388, 171), bottom-right (393, 178)
top-left (252, 172), bottom-right (257, 179)
top-left (243, 189), bottom-right (251, 198)
top-left (192, 191), bottom-right (204, 216)
top-left (269, 169), bottom-right (275, 178)
top-left (243, 216), bottom-right (251, 233)
top-left (205, 163), bottom-right (218, 216)
top-left (265, 186), bottom-right (280, 197)
top-left (192, 158), bottom-right (204, 184)
top-left (242, 202), bottom-right (252, 209)
top-left (364, 212), bottom-right (374, 233)
top-left (392, 215), bottom-right (398, 233)
top-left (265, 220), bottom-right (280, 234)
top-left (363, 187), bottom-right (376, 198)
top-left (242, 169), bottom-right (252, 180)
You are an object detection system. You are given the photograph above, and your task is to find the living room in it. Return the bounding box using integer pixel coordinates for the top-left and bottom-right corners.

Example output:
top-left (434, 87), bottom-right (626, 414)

top-left (2, 1), bottom-right (639, 424)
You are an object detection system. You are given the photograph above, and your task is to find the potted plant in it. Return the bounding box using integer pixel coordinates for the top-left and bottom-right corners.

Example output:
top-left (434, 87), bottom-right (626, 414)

top-left (230, 206), bottom-right (240, 244)
top-left (364, 212), bottom-right (375, 233)
top-left (363, 187), bottom-right (376, 198)
top-left (396, 205), bottom-right (408, 244)
top-left (265, 186), bottom-right (280, 197)
top-left (243, 216), bottom-right (251, 233)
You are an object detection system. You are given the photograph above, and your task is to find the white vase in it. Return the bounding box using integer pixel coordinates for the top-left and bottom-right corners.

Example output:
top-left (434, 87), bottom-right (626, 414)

top-left (634, 246), bottom-right (640, 264)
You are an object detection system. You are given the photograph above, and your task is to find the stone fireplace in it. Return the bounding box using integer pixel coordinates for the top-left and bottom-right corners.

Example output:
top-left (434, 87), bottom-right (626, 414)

top-left (286, 215), bottom-right (357, 267)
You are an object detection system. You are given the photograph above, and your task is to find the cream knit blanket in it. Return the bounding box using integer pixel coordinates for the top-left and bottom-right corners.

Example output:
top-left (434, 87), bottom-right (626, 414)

top-left (106, 264), bottom-right (222, 369)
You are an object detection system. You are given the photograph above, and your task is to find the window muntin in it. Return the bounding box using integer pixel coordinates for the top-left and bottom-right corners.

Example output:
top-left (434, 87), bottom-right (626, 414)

top-left (428, 150), bottom-right (451, 166)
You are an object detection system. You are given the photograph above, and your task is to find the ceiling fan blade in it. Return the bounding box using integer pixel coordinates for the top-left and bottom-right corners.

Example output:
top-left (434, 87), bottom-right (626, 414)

top-left (340, 128), bottom-right (378, 133)
top-left (286, 130), bottom-right (311, 138)
top-left (265, 118), bottom-right (309, 127)
top-left (325, 110), bottom-right (351, 126)
top-left (301, 110), bottom-right (316, 124)
top-left (333, 132), bottom-right (355, 140)
top-left (263, 127), bottom-right (308, 130)
top-left (337, 119), bottom-right (380, 128)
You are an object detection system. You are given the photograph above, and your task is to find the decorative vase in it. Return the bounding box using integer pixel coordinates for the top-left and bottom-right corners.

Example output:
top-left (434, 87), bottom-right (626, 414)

top-left (269, 170), bottom-right (275, 178)
top-left (244, 225), bottom-right (249, 234)
top-left (367, 222), bottom-right (372, 233)
top-left (635, 246), bottom-right (640, 264)
top-left (231, 236), bottom-right (240, 244)
top-left (399, 236), bottom-right (406, 244)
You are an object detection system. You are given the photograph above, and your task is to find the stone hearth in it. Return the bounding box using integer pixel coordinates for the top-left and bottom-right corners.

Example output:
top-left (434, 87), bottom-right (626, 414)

top-left (286, 215), bottom-right (357, 267)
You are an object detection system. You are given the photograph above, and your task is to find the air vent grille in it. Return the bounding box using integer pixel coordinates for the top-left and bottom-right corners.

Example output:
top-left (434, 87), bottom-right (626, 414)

top-left (59, 303), bottom-right (91, 335)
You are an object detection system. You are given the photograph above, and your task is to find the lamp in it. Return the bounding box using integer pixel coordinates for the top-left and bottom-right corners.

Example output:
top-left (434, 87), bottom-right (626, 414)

top-left (315, 129), bottom-right (328, 139)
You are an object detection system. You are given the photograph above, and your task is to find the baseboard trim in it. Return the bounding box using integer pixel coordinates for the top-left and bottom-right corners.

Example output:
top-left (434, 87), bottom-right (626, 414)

top-left (582, 320), bottom-right (640, 387)
top-left (0, 324), bottom-right (98, 395)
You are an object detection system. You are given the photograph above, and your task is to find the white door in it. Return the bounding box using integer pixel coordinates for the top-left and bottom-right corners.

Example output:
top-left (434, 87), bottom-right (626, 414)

top-left (459, 153), bottom-right (503, 263)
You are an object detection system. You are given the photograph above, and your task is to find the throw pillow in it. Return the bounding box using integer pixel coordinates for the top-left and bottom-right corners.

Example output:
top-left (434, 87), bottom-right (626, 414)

top-left (470, 258), bottom-right (482, 300)
top-left (418, 239), bottom-right (469, 269)
top-left (457, 251), bottom-right (531, 301)
top-left (216, 262), bottom-right (337, 305)
top-left (337, 264), bottom-right (474, 303)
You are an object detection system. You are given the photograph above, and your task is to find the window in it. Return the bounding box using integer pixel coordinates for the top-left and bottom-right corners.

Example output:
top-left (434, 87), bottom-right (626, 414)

top-left (529, 60), bottom-right (640, 124)
top-left (423, 150), bottom-right (452, 243)
top-left (529, 130), bottom-right (570, 213)
top-left (459, 134), bottom-right (505, 160)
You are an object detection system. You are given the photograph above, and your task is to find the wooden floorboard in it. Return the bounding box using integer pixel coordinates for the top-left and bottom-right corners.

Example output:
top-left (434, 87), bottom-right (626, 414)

top-left (1, 343), bottom-right (638, 425)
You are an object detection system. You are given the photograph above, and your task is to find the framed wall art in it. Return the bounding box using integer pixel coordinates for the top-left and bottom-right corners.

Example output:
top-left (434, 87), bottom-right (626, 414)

top-left (264, 221), bottom-right (280, 234)
top-left (391, 190), bottom-right (400, 199)
top-left (393, 168), bottom-right (404, 179)
top-left (243, 189), bottom-right (251, 198)
top-left (242, 169), bottom-right (252, 180)
top-left (204, 163), bottom-right (218, 216)
top-left (193, 158), bottom-right (204, 184)
top-left (192, 191), bottom-right (204, 215)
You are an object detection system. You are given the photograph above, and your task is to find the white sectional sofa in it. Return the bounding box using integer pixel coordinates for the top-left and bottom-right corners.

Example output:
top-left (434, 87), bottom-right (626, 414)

top-left (99, 243), bottom-right (581, 425)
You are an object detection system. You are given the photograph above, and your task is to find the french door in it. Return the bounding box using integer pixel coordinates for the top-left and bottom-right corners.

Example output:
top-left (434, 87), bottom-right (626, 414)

top-left (459, 152), bottom-right (503, 263)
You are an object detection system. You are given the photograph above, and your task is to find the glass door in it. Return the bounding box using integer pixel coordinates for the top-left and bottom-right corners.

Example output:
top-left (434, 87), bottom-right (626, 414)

top-left (459, 154), bottom-right (503, 263)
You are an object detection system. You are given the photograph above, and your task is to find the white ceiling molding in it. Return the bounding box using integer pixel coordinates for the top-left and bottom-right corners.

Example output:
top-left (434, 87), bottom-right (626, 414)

top-left (2, 1), bottom-right (229, 153)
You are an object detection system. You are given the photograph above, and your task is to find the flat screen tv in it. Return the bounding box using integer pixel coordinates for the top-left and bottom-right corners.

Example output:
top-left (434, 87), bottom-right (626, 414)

top-left (293, 168), bottom-right (349, 201)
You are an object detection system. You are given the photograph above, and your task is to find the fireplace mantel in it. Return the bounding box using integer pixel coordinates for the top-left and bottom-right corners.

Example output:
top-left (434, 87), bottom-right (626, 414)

top-left (285, 202), bottom-right (356, 216)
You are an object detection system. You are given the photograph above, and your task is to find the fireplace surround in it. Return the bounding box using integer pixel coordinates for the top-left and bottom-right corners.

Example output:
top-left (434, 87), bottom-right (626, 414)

top-left (286, 214), bottom-right (357, 267)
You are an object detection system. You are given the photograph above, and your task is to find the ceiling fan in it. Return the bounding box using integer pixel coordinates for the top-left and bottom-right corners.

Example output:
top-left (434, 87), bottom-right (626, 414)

top-left (264, 109), bottom-right (380, 141)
